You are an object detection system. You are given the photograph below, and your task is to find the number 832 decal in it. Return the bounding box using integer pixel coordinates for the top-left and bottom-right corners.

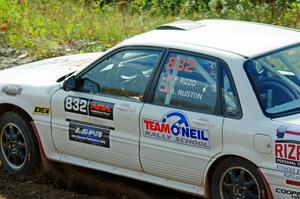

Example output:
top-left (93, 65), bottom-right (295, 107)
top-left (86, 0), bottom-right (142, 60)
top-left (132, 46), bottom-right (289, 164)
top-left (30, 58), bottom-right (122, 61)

top-left (65, 96), bottom-right (88, 114)
top-left (64, 96), bottom-right (114, 120)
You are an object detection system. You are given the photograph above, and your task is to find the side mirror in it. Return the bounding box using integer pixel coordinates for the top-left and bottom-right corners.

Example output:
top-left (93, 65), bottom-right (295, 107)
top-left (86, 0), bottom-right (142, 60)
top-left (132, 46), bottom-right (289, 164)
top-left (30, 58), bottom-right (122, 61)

top-left (63, 75), bottom-right (77, 91)
top-left (80, 78), bottom-right (101, 94)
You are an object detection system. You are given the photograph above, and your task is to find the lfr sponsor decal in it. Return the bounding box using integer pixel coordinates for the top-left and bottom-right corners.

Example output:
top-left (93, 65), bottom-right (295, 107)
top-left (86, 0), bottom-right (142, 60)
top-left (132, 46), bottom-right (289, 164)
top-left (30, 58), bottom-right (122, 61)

top-left (65, 96), bottom-right (114, 120)
top-left (33, 107), bottom-right (50, 115)
top-left (143, 111), bottom-right (209, 149)
top-left (275, 125), bottom-right (300, 167)
top-left (69, 122), bottom-right (110, 148)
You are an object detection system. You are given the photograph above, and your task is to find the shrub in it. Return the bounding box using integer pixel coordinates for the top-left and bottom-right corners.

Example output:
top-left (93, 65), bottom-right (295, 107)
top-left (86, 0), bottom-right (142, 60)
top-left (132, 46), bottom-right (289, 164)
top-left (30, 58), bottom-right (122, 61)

top-left (0, 0), bottom-right (299, 58)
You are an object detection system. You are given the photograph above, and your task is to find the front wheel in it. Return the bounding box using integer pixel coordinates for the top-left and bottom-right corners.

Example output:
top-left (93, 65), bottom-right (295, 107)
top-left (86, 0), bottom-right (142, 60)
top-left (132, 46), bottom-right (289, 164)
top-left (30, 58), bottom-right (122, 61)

top-left (0, 111), bottom-right (39, 175)
top-left (210, 158), bottom-right (267, 199)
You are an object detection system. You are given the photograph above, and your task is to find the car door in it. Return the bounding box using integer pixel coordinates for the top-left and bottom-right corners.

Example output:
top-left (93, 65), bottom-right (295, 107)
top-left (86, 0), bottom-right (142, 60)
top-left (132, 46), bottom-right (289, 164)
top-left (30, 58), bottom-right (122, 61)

top-left (51, 47), bottom-right (164, 172)
top-left (140, 50), bottom-right (241, 186)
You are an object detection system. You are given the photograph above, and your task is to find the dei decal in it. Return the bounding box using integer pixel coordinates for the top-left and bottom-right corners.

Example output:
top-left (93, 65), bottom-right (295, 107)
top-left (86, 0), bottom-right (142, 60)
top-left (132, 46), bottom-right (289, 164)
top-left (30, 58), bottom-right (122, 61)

top-left (275, 125), bottom-right (300, 167)
top-left (143, 111), bottom-right (209, 148)
top-left (65, 96), bottom-right (114, 120)
top-left (69, 122), bottom-right (110, 148)
top-left (33, 107), bottom-right (50, 115)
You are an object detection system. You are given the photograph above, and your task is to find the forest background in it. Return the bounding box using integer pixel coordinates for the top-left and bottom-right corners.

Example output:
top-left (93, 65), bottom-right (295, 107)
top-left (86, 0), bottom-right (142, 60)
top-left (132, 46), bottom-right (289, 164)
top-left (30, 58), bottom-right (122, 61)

top-left (0, 0), bottom-right (299, 58)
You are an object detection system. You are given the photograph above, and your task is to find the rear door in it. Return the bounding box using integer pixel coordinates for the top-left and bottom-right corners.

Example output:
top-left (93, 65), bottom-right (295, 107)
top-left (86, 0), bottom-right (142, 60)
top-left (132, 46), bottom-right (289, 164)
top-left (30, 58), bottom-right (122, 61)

top-left (140, 51), bottom-right (227, 185)
top-left (51, 47), bottom-right (164, 171)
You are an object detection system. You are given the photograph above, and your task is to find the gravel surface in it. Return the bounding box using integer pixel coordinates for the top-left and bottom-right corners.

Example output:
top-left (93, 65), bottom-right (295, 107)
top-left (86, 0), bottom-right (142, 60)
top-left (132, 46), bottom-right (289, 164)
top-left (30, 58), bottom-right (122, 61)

top-left (0, 46), bottom-right (201, 199)
top-left (0, 46), bottom-right (36, 69)
top-left (0, 162), bottom-right (199, 199)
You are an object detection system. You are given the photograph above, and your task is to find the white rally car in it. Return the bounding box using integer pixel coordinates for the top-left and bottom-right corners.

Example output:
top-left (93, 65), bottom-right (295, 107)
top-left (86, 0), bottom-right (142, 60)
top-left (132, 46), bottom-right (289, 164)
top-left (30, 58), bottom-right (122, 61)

top-left (1, 19), bottom-right (300, 199)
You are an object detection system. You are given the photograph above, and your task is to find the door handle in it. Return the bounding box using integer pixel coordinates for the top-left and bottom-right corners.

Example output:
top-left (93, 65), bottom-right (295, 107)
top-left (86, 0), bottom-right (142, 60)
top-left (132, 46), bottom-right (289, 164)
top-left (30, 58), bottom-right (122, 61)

top-left (192, 118), bottom-right (215, 127)
top-left (115, 103), bottom-right (136, 112)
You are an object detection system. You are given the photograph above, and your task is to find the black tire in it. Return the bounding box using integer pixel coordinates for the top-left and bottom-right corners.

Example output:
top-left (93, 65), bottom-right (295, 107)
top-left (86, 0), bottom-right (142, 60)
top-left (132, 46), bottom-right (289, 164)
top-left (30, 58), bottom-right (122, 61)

top-left (0, 111), bottom-right (39, 175)
top-left (210, 158), bottom-right (267, 199)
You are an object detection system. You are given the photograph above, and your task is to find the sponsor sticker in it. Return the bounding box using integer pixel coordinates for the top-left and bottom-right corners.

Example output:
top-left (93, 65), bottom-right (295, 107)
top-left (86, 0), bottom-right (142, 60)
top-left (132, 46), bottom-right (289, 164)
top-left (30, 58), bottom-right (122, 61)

top-left (33, 107), bottom-right (50, 115)
top-left (69, 122), bottom-right (110, 148)
top-left (275, 188), bottom-right (300, 199)
top-left (88, 100), bottom-right (114, 120)
top-left (143, 111), bottom-right (210, 148)
top-left (64, 96), bottom-right (114, 120)
top-left (276, 165), bottom-right (300, 181)
top-left (275, 126), bottom-right (300, 186)
top-left (275, 125), bottom-right (300, 167)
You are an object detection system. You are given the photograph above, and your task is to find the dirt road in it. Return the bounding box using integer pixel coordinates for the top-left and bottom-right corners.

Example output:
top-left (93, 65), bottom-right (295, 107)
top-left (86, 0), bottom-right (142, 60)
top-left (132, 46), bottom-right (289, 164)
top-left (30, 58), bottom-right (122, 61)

top-left (0, 162), bottom-right (201, 199)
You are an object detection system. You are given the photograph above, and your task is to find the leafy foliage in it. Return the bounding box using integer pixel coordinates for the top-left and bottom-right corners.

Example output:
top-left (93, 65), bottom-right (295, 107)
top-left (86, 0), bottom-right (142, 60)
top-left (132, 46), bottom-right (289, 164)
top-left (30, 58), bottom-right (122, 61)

top-left (0, 0), bottom-right (299, 58)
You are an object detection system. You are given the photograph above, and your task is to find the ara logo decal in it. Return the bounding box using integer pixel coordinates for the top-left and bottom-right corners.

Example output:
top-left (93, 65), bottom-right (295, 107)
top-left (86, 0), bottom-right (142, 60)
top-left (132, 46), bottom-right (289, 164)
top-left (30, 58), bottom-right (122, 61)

top-left (275, 125), bottom-right (300, 167)
top-left (64, 96), bottom-right (114, 120)
top-left (88, 100), bottom-right (113, 120)
top-left (143, 111), bottom-right (209, 149)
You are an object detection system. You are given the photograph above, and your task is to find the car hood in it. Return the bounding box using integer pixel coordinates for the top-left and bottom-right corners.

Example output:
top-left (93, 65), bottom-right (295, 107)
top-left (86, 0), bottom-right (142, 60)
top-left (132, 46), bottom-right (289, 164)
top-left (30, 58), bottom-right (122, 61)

top-left (0, 52), bottom-right (103, 85)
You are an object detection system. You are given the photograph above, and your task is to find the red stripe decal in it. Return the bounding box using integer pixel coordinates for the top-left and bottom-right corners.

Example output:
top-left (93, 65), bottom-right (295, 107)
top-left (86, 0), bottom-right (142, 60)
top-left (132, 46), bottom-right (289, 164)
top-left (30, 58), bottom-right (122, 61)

top-left (286, 130), bottom-right (300, 137)
top-left (286, 179), bottom-right (300, 186)
top-left (31, 121), bottom-right (46, 157)
top-left (258, 169), bottom-right (274, 199)
top-left (31, 121), bottom-right (55, 171)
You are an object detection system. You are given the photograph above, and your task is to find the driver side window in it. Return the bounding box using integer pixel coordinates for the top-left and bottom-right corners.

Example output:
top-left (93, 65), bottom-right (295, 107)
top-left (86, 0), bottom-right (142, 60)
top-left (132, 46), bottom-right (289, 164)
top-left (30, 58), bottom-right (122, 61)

top-left (79, 49), bottom-right (163, 101)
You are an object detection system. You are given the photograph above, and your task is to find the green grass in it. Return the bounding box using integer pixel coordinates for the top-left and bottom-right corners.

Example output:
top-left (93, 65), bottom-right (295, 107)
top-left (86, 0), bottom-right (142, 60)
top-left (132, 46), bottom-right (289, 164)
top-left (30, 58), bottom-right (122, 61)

top-left (0, 0), bottom-right (299, 58)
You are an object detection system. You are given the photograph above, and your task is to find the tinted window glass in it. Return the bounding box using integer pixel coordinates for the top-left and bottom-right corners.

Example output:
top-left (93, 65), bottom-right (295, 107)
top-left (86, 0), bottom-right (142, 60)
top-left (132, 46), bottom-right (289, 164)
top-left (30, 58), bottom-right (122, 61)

top-left (221, 67), bottom-right (242, 117)
top-left (245, 44), bottom-right (300, 117)
top-left (153, 52), bottom-right (218, 113)
top-left (80, 49), bottom-right (162, 101)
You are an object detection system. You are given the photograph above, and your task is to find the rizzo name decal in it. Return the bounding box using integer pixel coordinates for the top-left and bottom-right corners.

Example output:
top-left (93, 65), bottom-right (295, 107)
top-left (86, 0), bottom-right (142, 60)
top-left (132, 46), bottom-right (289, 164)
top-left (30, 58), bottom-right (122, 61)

top-left (65, 96), bottom-right (114, 120)
top-left (143, 111), bottom-right (210, 148)
top-left (275, 126), bottom-right (300, 167)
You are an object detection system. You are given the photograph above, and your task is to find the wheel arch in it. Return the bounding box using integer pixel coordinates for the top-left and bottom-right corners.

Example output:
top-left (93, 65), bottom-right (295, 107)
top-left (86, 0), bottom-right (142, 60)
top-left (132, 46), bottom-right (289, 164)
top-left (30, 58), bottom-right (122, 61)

top-left (204, 155), bottom-right (248, 196)
top-left (0, 103), bottom-right (46, 165)
top-left (0, 103), bottom-right (34, 122)
top-left (204, 154), bottom-right (273, 199)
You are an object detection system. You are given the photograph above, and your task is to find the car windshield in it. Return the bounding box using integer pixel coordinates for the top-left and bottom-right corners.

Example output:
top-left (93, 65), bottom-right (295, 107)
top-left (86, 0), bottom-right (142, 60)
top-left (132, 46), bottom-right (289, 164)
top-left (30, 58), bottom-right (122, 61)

top-left (244, 44), bottom-right (300, 117)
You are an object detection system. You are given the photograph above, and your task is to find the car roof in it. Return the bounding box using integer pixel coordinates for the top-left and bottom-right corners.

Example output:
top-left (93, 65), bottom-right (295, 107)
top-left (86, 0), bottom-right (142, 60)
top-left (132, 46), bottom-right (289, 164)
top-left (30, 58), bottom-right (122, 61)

top-left (124, 19), bottom-right (300, 58)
